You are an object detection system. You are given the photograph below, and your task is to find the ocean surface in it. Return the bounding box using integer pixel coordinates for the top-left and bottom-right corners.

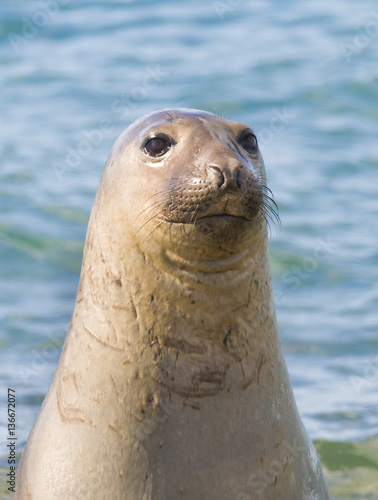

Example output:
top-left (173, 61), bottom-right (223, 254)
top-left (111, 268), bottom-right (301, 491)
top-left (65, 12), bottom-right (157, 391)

top-left (0, 0), bottom-right (377, 498)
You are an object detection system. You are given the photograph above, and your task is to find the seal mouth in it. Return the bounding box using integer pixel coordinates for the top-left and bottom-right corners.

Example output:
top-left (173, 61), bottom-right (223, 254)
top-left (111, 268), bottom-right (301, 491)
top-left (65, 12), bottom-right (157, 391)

top-left (183, 214), bottom-right (254, 224)
top-left (160, 203), bottom-right (274, 226)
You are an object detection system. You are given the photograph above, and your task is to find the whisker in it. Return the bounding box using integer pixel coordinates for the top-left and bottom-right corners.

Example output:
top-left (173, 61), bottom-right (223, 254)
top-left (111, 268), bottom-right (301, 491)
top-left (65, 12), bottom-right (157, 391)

top-left (141, 219), bottom-right (168, 244)
top-left (257, 183), bottom-right (280, 229)
top-left (182, 203), bottom-right (201, 239)
top-left (135, 197), bottom-right (168, 221)
top-left (188, 203), bottom-right (200, 225)
top-left (134, 207), bottom-right (167, 236)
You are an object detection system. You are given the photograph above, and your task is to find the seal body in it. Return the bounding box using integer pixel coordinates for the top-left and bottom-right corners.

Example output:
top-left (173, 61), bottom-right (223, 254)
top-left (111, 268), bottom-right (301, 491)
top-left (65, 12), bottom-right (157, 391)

top-left (15, 109), bottom-right (329, 499)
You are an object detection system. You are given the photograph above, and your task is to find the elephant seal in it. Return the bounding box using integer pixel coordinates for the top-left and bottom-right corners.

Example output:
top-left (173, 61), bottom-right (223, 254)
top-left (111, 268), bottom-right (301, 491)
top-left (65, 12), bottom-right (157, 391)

top-left (14, 109), bottom-right (329, 499)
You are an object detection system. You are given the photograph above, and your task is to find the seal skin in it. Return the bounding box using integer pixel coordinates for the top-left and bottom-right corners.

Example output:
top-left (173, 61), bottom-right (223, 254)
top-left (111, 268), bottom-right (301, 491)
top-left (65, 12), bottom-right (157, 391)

top-left (14, 109), bottom-right (330, 499)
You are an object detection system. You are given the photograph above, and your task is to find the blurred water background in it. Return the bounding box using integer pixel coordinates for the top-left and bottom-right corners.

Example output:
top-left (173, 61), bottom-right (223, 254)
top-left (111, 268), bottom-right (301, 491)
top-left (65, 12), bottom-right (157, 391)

top-left (0, 0), bottom-right (377, 498)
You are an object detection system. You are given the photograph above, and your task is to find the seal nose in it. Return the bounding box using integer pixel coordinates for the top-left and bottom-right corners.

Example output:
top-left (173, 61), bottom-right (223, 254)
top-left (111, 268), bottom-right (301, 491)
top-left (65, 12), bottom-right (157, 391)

top-left (207, 160), bottom-right (243, 191)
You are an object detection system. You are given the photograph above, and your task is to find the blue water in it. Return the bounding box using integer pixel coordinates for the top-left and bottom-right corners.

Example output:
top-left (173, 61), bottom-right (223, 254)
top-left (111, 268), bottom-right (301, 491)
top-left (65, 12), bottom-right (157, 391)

top-left (0, 0), bottom-right (377, 497)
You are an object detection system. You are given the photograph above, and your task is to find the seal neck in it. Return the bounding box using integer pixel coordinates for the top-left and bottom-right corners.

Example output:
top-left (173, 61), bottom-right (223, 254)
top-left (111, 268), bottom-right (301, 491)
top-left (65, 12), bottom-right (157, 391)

top-left (157, 245), bottom-right (269, 316)
top-left (74, 213), bottom-right (275, 354)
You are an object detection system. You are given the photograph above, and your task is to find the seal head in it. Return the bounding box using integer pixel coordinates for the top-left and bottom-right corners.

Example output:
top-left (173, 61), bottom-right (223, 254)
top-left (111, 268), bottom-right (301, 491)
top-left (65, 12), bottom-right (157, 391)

top-left (98, 108), bottom-right (277, 267)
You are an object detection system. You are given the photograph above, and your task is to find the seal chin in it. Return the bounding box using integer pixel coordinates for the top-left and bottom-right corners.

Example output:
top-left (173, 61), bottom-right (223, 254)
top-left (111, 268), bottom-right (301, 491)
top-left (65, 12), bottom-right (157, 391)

top-left (156, 214), bottom-right (262, 265)
top-left (164, 246), bottom-right (252, 274)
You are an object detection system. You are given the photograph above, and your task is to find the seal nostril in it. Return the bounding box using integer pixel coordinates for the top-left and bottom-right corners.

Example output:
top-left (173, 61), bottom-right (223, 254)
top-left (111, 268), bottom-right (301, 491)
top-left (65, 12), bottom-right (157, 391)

top-left (208, 165), bottom-right (225, 188)
top-left (236, 168), bottom-right (243, 189)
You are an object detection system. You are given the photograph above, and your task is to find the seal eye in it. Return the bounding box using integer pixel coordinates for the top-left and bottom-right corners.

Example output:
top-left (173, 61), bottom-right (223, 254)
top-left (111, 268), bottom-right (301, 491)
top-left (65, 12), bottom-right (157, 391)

top-left (143, 134), bottom-right (172, 157)
top-left (239, 131), bottom-right (258, 154)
